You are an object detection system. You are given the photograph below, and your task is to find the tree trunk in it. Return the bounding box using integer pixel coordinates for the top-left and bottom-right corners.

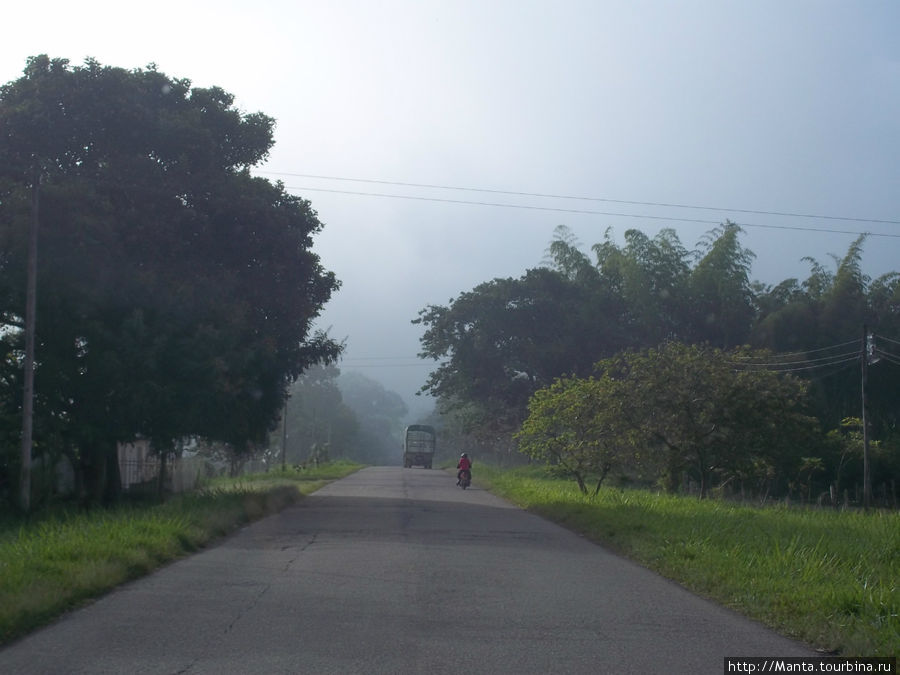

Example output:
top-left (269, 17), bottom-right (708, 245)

top-left (81, 447), bottom-right (107, 507)
top-left (103, 444), bottom-right (122, 505)
top-left (591, 464), bottom-right (611, 497)
top-left (156, 452), bottom-right (168, 499)
top-left (698, 465), bottom-right (709, 499)
top-left (574, 472), bottom-right (587, 495)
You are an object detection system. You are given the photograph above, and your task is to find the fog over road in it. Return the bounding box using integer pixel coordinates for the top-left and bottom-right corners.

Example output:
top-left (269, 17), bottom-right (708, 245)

top-left (0, 467), bottom-right (814, 673)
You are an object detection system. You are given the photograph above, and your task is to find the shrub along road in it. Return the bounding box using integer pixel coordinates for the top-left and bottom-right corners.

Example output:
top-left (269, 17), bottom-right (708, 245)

top-left (0, 467), bottom-right (813, 673)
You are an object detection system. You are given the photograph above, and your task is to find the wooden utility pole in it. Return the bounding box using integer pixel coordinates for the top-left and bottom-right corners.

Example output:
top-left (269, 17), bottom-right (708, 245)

top-left (861, 325), bottom-right (871, 509)
top-left (281, 396), bottom-right (288, 471)
top-left (19, 170), bottom-right (39, 512)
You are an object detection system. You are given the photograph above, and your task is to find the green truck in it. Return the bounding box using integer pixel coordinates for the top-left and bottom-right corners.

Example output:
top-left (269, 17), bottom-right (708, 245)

top-left (403, 424), bottom-right (436, 469)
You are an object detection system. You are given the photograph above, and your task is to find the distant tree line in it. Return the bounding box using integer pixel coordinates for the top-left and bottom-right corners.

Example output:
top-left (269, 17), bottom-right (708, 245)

top-left (416, 224), bottom-right (900, 503)
top-left (273, 365), bottom-right (409, 468)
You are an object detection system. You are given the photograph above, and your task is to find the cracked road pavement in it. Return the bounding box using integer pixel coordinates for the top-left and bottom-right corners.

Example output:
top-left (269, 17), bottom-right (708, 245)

top-left (0, 467), bottom-right (815, 674)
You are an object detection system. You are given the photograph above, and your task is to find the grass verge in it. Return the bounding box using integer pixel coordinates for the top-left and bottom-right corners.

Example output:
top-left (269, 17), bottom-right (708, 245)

top-left (0, 460), bottom-right (362, 646)
top-left (476, 465), bottom-right (899, 657)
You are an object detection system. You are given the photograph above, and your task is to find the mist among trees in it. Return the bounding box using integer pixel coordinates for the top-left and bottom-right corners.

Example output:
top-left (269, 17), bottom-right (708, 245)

top-left (275, 366), bottom-right (408, 468)
top-left (417, 224), bottom-right (900, 503)
top-left (2, 56), bottom-right (897, 511)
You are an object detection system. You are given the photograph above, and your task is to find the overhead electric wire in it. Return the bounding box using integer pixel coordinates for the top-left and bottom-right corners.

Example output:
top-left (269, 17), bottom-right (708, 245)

top-left (804, 359), bottom-right (865, 381)
top-left (730, 350), bottom-right (860, 368)
top-left (284, 185), bottom-right (900, 239)
top-left (746, 338), bottom-right (862, 357)
top-left (873, 345), bottom-right (900, 362)
top-left (873, 341), bottom-right (900, 356)
top-left (263, 171), bottom-right (900, 226)
top-left (876, 351), bottom-right (900, 367)
top-left (729, 338), bottom-right (862, 361)
top-left (733, 354), bottom-right (861, 372)
top-left (875, 333), bottom-right (900, 347)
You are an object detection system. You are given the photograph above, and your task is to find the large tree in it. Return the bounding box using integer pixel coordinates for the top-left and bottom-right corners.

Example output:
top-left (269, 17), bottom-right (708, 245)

top-left (597, 343), bottom-right (819, 497)
top-left (417, 223), bottom-right (899, 499)
top-left (687, 222), bottom-right (756, 348)
top-left (592, 227), bottom-right (692, 347)
top-left (518, 343), bottom-right (820, 498)
top-left (516, 374), bottom-right (628, 495)
top-left (414, 225), bottom-right (751, 441)
top-left (751, 235), bottom-right (887, 430)
top-left (0, 56), bottom-right (341, 505)
top-left (414, 266), bottom-right (611, 438)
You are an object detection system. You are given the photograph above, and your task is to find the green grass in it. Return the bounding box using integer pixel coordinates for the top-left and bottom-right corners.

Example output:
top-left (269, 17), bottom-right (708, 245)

top-left (476, 465), bottom-right (900, 657)
top-left (0, 460), bottom-right (361, 646)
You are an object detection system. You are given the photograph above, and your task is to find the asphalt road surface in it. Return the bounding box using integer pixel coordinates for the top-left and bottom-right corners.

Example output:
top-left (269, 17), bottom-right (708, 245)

top-left (0, 467), bottom-right (815, 674)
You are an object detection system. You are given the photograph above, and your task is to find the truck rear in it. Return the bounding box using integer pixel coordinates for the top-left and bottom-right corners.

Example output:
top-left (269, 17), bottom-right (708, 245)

top-left (403, 424), bottom-right (436, 469)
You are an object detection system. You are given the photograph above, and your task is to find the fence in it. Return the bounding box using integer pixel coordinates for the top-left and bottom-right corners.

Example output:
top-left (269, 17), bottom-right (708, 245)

top-left (117, 441), bottom-right (274, 496)
top-left (118, 455), bottom-right (207, 495)
top-left (690, 477), bottom-right (899, 510)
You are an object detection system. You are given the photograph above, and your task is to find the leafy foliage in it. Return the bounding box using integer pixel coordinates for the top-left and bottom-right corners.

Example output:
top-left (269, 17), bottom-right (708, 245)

top-left (418, 224), bottom-right (900, 500)
top-left (516, 375), bottom-right (626, 495)
top-left (415, 266), bottom-right (616, 436)
top-left (0, 56), bottom-right (341, 506)
top-left (416, 224), bottom-right (765, 440)
top-left (519, 344), bottom-right (819, 497)
top-left (687, 222), bottom-right (756, 347)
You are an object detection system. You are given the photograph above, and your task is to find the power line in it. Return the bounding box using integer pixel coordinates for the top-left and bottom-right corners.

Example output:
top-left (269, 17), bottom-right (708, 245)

top-left (805, 358), bottom-right (864, 382)
top-left (730, 338), bottom-right (861, 360)
top-left (875, 333), bottom-right (900, 348)
top-left (262, 171), bottom-right (900, 227)
top-left (733, 354), bottom-right (861, 372)
top-left (876, 351), bottom-right (900, 367)
top-left (873, 344), bottom-right (900, 361)
top-left (730, 350), bottom-right (860, 368)
top-left (284, 185), bottom-right (900, 239)
top-left (777, 338), bottom-right (862, 356)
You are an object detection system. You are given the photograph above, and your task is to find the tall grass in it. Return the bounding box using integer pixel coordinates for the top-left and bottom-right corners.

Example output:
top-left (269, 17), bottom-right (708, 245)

top-left (0, 461), bottom-right (361, 646)
top-left (477, 465), bottom-right (900, 656)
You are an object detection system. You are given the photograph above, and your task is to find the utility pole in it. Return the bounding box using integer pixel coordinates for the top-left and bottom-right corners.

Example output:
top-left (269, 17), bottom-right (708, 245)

top-left (19, 169), bottom-right (40, 513)
top-left (861, 325), bottom-right (872, 509)
top-left (281, 396), bottom-right (288, 471)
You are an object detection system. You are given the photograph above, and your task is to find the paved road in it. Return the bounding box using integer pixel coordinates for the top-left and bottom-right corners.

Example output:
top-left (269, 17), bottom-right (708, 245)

top-left (0, 467), bottom-right (814, 674)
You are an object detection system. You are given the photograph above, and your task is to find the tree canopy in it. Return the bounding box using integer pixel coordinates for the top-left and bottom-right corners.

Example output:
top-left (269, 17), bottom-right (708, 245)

top-left (415, 223), bottom-right (760, 435)
top-left (418, 224), bottom-right (900, 501)
top-left (516, 374), bottom-right (626, 496)
top-left (517, 344), bottom-right (818, 497)
top-left (414, 265), bottom-right (614, 436)
top-left (278, 364), bottom-right (358, 467)
top-left (0, 56), bottom-right (341, 505)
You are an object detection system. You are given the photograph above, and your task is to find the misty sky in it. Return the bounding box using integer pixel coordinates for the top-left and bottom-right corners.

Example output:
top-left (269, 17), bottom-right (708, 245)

top-left (3, 1), bottom-right (898, 415)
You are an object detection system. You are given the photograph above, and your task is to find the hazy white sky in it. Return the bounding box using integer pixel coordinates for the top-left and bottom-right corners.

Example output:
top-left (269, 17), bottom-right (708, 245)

top-left (3, 1), bottom-right (898, 412)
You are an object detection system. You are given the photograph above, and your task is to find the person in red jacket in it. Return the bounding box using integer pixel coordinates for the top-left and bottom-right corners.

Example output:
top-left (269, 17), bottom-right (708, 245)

top-left (457, 453), bottom-right (472, 485)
